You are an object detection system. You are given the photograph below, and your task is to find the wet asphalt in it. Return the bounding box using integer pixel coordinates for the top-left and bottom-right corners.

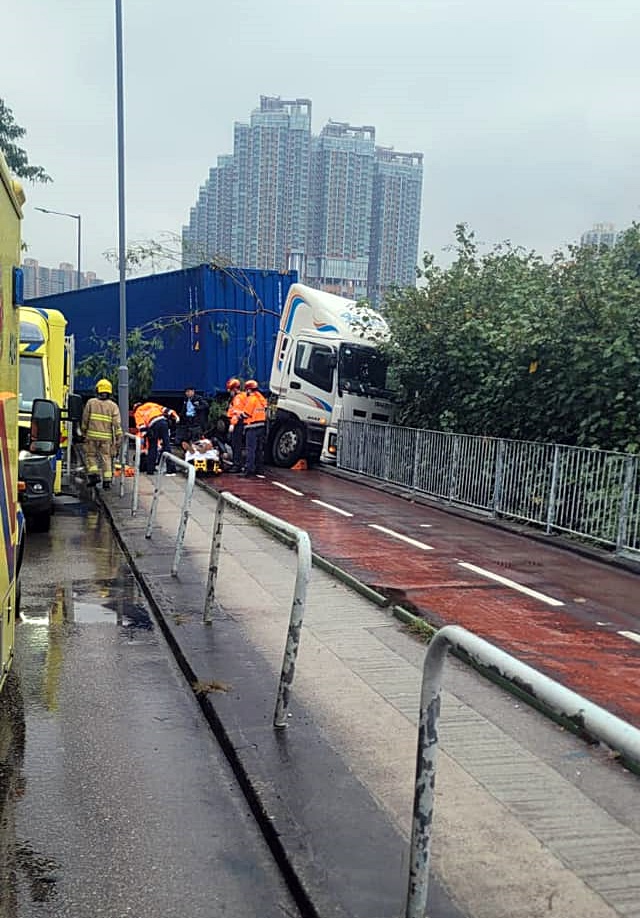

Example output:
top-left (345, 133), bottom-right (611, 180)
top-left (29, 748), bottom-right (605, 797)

top-left (0, 492), bottom-right (301, 918)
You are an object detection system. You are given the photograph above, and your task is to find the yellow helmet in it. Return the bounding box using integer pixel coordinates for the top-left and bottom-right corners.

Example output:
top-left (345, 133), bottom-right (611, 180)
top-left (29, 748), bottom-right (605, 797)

top-left (96, 378), bottom-right (113, 395)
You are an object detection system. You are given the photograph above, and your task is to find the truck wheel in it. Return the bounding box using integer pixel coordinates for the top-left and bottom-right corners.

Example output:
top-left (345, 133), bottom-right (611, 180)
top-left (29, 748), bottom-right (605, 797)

top-left (29, 511), bottom-right (52, 534)
top-left (270, 422), bottom-right (305, 468)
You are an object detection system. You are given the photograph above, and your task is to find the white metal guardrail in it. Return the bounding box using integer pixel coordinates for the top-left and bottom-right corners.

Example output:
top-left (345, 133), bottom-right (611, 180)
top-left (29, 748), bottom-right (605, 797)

top-left (405, 624), bottom-right (640, 918)
top-left (203, 490), bottom-right (312, 729)
top-left (119, 432), bottom-right (142, 514)
top-left (144, 452), bottom-right (196, 576)
top-left (338, 420), bottom-right (640, 555)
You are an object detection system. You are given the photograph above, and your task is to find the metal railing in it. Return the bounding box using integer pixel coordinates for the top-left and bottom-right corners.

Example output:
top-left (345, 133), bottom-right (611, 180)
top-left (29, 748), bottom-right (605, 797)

top-left (144, 452), bottom-right (196, 576)
top-left (118, 433), bottom-right (142, 514)
top-left (338, 421), bottom-right (640, 555)
top-left (203, 490), bottom-right (312, 729)
top-left (405, 624), bottom-right (640, 918)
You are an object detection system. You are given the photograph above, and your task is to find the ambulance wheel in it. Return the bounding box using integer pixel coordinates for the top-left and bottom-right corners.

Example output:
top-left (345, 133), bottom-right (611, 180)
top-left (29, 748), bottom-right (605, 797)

top-left (270, 422), bottom-right (305, 468)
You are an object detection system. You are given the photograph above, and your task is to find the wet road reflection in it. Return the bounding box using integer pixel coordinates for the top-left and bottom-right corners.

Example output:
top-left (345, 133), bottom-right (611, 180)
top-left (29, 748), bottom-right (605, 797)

top-left (0, 493), bottom-right (300, 918)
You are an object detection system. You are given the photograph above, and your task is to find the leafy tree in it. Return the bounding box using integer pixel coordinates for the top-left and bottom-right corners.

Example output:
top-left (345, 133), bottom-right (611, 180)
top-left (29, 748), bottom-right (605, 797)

top-left (0, 98), bottom-right (51, 183)
top-left (75, 327), bottom-right (164, 405)
top-left (103, 231), bottom-right (233, 276)
top-left (382, 223), bottom-right (640, 453)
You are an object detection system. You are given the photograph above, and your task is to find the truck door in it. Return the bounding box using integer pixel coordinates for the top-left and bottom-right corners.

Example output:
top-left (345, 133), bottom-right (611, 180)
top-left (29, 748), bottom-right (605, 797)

top-left (288, 340), bottom-right (335, 421)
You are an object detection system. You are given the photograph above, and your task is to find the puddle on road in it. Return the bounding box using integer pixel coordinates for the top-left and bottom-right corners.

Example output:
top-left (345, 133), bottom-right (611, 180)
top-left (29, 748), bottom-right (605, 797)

top-left (1, 492), bottom-right (159, 910)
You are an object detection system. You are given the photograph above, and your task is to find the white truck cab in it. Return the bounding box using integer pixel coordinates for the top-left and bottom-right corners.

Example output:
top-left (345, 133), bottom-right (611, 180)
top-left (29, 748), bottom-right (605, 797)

top-left (268, 283), bottom-right (395, 466)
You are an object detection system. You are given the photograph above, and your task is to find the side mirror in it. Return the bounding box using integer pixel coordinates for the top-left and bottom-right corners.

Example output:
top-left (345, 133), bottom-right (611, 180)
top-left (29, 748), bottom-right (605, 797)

top-left (67, 393), bottom-right (83, 423)
top-left (30, 399), bottom-right (61, 455)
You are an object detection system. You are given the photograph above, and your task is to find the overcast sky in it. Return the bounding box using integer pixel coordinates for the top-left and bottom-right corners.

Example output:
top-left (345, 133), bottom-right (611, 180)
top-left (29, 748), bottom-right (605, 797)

top-left (5, 0), bottom-right (639, 282)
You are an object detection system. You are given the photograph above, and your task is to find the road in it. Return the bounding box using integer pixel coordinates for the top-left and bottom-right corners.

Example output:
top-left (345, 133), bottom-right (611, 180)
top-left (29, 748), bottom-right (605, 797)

top-left (204, 465), bottom-right (640, 728)
top-left (0, 492), bottom-right (301, 918)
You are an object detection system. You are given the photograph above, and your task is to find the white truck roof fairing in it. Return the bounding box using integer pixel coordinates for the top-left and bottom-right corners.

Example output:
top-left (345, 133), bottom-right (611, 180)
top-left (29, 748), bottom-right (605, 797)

top-left (278, 283), bottom-right (390, 345)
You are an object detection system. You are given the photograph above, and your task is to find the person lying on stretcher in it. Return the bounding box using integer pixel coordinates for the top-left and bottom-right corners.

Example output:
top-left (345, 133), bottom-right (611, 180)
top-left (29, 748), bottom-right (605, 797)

top-left (181, 437), bottom-right (223, 475)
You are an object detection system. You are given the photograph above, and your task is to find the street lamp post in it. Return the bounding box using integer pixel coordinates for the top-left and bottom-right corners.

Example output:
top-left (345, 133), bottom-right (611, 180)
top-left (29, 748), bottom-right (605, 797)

top-left (33, 207), bottom-right (82, 290)
top-left (115, 0), bottom-right (129, 435)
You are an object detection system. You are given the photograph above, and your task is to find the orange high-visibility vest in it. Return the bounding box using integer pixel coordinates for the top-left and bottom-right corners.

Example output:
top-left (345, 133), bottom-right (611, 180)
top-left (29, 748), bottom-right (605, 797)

top-left (243, 391), bottom-right (267, 426)
top-left (227, 391), bottom-right (247, 422)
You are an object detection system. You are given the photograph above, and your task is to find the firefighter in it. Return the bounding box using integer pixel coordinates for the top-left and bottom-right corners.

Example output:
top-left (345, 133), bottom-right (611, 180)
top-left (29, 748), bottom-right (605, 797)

top-left (226, 378), bottom-right (247, 473)
top-left (240, 380), bottom-right (267, 477)
top-left (81, 379), bottom-right (123, 489)
top-left (133, 401), bottom-right (178, 475)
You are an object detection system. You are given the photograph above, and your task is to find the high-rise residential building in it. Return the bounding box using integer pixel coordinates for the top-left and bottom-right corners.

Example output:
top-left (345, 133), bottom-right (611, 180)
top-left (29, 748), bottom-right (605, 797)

top-left (580, 223), bottom-right (619, 250)
top-left (22, 258), bottom-right (104, 298)
top-left (182, 95), bottom-right (423, 304)
top-left (368, 148), bottom-right (423, 305)
top-left (306, 122), bottom-right (375, 300)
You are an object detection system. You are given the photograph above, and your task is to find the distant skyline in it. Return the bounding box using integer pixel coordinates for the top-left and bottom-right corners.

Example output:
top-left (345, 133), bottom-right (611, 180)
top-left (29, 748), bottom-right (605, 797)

top-left (4, 0), bottom-right (638, 285)
top-left (182, 97), bottom-right (423, 303)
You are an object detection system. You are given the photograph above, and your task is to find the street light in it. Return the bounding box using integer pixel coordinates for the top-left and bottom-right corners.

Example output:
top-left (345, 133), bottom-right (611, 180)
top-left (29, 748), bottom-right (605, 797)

top-left (115, 0), bottom-right (129, 434)
top-left (33, 207), bottom-right (82, 290)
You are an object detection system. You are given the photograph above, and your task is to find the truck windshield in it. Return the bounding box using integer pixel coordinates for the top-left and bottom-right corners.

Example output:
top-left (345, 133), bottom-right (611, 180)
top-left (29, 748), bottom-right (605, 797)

top-left (338, 344), bottom-right (391, 397)
top-left (19, 356), bottom-right (46, 411)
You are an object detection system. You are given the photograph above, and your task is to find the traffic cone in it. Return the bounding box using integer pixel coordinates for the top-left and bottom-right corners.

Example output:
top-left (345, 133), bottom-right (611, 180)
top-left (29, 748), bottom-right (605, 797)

top-left (291, 458), bottom-right (308, 470)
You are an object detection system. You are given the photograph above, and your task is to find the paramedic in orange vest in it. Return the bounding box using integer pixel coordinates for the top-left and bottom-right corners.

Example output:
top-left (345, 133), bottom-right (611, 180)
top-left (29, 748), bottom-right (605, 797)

top-left (81, 378), bottom-right (123, 489)
top-left (133, 401), bottom-right (178, 475)
top-left (240, 380), bottom-right (267, 477)
top-left (226, 378), bottom-right (247, 473)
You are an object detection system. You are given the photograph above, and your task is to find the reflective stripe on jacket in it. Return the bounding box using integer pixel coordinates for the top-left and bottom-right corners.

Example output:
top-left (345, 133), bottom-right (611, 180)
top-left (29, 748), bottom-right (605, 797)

top-left (242, 391), bottom-right (267, 427)
top-left (227, 391), bottom-right (247, 422)
top-left (82, 397), bottom-right (122, 442)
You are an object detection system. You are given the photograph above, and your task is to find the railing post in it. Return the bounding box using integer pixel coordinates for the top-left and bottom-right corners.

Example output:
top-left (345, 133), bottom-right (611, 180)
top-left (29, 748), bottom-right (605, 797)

top-left (448, 435), bottom-right (460, 504)
top-left (616, 455), bottom-right (635, 553)
top-left (546, 445), bottom-right (560, 534)
top-left (273, 529), bottom-right (312, 728)
top-left (406, 629), bottom-right (450, 918)
top-left (171, 461), bottom-right (196, 577)
top-left (144, 452), bottom-right (196, 577)
top-left (203, 494), bottom-right (226, 624)
top-left (492, 439), bottom-right (506, 517)
top-left (411, 429), bottom-right (421, 491)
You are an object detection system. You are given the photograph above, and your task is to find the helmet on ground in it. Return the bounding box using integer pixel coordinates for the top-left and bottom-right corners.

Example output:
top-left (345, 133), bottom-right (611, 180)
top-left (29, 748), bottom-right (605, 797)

top-left (244, 379), bottom-right (259, 391)
top-left (226, 377), bottom-right (241, 391)
top-left (96, 378), bottom-right (113, 395)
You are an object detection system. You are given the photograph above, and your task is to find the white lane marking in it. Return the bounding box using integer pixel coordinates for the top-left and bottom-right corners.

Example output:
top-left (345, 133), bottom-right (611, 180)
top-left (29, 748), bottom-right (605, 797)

top-left (369, 524), bottom-right (433, 550)
top-left (311, 499), bottom-right (353, 518)
top-left (596, 621), bottom-right (612, 626)
top-left (618, 630), bottom-right (640, 645)
top-left (419, 524), bottom-right (432, 528)
top-left (273, 481), bottom-right (304, 496)
top-left (457, 561), bottom-right (564, 607)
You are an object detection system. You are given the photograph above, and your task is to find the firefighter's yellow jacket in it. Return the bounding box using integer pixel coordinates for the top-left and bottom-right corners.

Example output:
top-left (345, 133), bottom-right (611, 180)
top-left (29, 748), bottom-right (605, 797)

top-left (81, 397), bottom-right (122, 444)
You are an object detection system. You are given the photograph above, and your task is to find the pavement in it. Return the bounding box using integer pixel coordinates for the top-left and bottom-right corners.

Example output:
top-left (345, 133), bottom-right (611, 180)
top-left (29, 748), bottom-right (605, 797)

top-left (100, 472), bottom-right (640, 918)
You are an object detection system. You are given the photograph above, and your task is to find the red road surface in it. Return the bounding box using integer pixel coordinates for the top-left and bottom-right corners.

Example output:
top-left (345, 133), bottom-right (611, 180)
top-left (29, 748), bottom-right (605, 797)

top-left (206, 467), bottom-right (640, 728)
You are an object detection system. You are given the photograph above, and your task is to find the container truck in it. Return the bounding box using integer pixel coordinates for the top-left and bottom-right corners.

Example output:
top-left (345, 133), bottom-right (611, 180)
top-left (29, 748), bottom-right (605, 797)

top-left (0, 151), bottom-right (63, 692)
top-left (267, 283), bottom-right (395, 466)
top-left (18, 306), bottom-right (79, 532)
top-left (29, 269), bottom-right (396, 468)
top-left (29, 265), bottom-right (297, 397)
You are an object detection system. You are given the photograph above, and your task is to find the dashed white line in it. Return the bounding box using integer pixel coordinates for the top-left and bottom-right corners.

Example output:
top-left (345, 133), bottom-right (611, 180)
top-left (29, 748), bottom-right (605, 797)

top-left (273, 481), bottom-right (304, 496)
top-left (419, 524), bottom-right (432, 528)
top-left (457, 561), bottom-right (564, 607)
top-left (311, 499), bottom-right (353, 517)
top-left (369, 524), bottom-right (433, 550)
top-left (618, 630), bottom-right (640, 645)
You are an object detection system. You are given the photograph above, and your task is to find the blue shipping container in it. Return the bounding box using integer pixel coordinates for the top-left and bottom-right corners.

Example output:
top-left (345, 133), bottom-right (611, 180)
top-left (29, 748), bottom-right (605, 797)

top-left (29, 265), bottom-right (297, 397)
